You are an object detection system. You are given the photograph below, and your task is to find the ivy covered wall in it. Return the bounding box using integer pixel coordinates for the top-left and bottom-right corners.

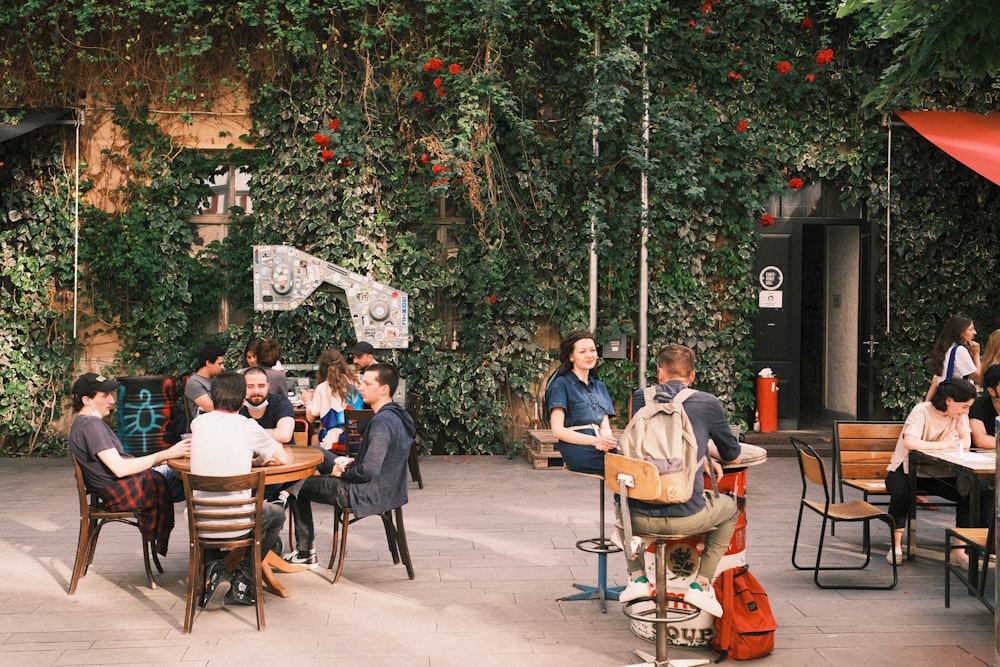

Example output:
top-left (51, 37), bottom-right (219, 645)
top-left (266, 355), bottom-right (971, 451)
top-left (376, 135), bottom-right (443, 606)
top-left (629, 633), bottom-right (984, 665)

top-left (1, 0), bottom-right (997, 456)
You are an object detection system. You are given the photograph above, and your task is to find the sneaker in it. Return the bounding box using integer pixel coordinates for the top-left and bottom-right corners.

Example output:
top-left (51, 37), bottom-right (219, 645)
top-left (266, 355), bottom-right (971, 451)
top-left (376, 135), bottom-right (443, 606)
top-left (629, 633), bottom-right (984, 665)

top-left (202, 560), bottom-right (231, 610)
top-left (886, 548), bottom-right (904, 565)
top-left (226, 571), bottom-right (256, 606)
top-left (685, 581), bottom-right (723, 617)
top-left (268, 496), bottom-right (287, 511)
top-left (283, 549), bottom-right (318, 569)
top-left (619, 577), bottom-right (654, 603)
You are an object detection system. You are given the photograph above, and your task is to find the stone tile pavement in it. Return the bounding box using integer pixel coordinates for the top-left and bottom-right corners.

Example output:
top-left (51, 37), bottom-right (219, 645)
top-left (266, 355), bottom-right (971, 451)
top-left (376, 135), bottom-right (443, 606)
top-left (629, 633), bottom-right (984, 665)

top-left (0, 453), bottom-right (994, 666)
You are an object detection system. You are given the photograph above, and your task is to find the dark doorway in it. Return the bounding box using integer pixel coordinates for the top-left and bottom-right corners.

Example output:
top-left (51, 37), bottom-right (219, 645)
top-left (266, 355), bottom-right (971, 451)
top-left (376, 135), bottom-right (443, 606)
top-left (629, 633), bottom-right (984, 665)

top-left (800, 226), bottom-right (825, 418)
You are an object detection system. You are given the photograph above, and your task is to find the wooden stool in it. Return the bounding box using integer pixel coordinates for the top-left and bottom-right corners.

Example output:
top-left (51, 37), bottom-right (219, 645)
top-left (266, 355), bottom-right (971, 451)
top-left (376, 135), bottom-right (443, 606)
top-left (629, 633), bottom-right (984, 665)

top-left (606, 454), bottom-right (712, 667)
top-left (559, 468), bottom-right (623, 613)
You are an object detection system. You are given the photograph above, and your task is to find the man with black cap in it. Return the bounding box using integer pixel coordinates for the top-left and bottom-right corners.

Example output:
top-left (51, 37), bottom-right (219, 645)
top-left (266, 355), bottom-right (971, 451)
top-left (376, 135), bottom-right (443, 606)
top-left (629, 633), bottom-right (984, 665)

top-left (347, 341), bottom-right (377, 376)
top-left (68, 372), bottom-right (190, 558)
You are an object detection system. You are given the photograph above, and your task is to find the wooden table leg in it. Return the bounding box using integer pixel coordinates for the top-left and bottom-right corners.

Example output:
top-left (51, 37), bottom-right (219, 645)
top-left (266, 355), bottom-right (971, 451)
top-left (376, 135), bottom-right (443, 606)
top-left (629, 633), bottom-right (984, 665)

top-left (261, 560), bottom-right (291, 598)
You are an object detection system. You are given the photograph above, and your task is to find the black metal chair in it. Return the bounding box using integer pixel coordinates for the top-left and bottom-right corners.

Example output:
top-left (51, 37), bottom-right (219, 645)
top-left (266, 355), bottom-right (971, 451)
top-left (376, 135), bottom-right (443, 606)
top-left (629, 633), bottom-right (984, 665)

top-left (945, 525), bottom-right (995, 612)
top-left (790, 437), bottom-right (898, 590)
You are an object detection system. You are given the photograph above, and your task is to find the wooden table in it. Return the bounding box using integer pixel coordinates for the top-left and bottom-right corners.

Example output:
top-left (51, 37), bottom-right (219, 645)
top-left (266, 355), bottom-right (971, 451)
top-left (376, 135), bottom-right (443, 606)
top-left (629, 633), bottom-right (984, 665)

top-left (170, 446), bottom-right (323, 597)
top-left (906, 448), bottom-right (995, 561)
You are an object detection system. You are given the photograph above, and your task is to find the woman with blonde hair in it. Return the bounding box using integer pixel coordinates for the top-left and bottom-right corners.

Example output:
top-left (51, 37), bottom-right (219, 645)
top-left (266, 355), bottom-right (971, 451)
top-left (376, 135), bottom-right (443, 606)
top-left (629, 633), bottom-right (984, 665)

top-left (305, 349), bottom-right (363, 454)
top-left (978, 329), bottom-right (1000, 377)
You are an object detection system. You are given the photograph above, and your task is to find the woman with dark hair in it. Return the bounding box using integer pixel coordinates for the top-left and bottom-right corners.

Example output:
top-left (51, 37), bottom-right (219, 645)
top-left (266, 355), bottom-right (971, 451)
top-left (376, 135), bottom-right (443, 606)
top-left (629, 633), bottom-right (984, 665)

top-left (544, 330), bottom-right (618, 476)
top-left (242, 337), bottom-right (287, 391)
top-left (926, 314), bottom-right (981, 399)
top-left (884, 379), bottom-right (985, 565)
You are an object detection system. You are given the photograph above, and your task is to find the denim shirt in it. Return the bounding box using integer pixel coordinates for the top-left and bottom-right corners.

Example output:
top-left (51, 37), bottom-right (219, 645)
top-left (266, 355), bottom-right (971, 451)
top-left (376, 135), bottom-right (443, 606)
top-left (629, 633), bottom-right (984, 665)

top-left (547, 372), bottom-right (616, 438)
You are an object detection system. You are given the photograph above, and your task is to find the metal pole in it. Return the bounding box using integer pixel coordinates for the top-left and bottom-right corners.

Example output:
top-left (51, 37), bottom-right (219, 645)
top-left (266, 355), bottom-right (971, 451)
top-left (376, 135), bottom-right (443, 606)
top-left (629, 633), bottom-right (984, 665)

top-left (73, 109), bottom-right (81, 338)
top-left (885, 122), bottom-right (891, 335)
top-left (638, 19), bottom-right (650, 388)
top-left (590, 28), bottom-right (601, 332)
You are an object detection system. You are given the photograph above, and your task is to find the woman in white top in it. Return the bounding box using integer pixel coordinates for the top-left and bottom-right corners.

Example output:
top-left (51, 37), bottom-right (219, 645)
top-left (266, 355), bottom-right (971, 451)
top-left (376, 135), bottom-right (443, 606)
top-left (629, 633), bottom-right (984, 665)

top-left (884, 379), bottom-right (981, 565)
top-left (925, 315), bottom-right (981, 400)
top-left (305, 349), bottom-right (363, 456)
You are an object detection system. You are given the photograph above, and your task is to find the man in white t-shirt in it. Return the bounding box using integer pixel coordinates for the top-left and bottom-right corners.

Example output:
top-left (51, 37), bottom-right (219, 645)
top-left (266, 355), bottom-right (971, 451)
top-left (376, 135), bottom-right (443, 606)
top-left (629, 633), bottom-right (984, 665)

top-left (190, 371), bottom-right (287, 609)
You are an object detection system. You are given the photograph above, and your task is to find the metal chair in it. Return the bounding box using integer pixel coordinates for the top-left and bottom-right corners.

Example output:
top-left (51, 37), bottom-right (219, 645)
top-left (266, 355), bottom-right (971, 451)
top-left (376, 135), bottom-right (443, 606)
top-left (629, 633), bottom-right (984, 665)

top-left (605, 453), bottom-right (711, 667)
top-left (790, 438), bottom-right (898, 590)
top-left (180, 469), bottom-right (267, 633)
top-left (68, 453), bottom-right (162, 594)
top-left (404, 392), bottom-right (425, 489)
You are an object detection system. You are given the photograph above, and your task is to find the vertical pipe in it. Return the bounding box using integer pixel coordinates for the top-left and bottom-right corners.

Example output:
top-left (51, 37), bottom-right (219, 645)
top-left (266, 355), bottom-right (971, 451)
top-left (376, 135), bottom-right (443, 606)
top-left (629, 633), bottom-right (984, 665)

top-left (73, 110), bottom-right (81, 338)
top-left (638, 19), bottom-right (650, 388)
top-left (885, 121), bottom-right (891, 335)
top-left (590, 28), bottom-right (601, 332)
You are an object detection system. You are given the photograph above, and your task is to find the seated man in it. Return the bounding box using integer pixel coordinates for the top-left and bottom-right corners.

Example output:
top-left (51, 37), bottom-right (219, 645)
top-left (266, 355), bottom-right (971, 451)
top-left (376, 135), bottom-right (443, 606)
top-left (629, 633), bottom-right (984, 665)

top-left (968, 363), bottom-right (1000, 449)
top-left (617, 344), bottom-right (742, 618)
top-left (190, 371), bottom-right (288, 609)
top-left (68, 373), bottom-right (190, 557)
top-left (240, 366), bottom-right (295, 445)
top-left (284, 363), bottom-right (415, 568)
top-left (183, 344), bottom-right (226, 429)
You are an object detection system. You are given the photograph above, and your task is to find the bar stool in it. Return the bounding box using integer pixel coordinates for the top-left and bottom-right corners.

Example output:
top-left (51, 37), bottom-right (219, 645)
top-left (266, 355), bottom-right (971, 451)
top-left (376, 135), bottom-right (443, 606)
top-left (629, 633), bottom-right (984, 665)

top-left (606, 453), bottom-right (712, 667)
top-left (559, 468), bottom-right (623, 613)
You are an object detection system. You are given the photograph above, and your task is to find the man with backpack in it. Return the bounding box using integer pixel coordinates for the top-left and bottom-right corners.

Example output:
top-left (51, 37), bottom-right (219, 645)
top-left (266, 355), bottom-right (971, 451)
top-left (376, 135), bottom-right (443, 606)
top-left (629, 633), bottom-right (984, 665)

top-left (617, 344), bottom-right (742, 617)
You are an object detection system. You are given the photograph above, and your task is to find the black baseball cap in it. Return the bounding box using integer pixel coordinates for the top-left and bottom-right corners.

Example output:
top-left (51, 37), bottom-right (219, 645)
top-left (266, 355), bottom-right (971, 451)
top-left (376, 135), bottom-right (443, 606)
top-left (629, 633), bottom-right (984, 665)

top-left (348, 341), bottom-right (376, 356)
top-left (72, 372), bottom-right (118, 397)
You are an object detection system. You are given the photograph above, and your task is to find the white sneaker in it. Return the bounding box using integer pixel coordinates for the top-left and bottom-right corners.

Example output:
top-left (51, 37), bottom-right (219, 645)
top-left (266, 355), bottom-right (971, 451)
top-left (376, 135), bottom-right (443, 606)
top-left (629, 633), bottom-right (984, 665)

top-left (685, 582), bottom-right (723, 617)
top-left (886, 548), bottom-right (904, 565)
top-left (619, 578), bottom-right (654, 603)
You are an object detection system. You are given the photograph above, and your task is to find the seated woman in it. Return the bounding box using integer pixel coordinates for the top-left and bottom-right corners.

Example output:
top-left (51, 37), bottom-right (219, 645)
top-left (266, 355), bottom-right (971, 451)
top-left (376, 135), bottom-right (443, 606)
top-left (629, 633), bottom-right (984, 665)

top-left (885, 378), bottom-right (989, 565)
top-left (304, 349), bottom-right (364, 472)
top-left (544, 330), bottom-right (618, 476)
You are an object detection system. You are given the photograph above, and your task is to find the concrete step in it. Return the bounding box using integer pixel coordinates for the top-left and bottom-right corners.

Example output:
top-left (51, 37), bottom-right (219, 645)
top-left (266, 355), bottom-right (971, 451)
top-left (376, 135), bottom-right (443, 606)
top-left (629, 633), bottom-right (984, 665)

top-left (742, 429), bottom-right (832, 458)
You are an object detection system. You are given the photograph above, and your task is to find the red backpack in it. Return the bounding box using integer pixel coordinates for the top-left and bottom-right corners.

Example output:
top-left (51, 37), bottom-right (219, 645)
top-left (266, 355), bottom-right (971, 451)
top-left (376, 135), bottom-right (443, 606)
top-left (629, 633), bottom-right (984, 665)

top-left (711, 566), bottom-right (777, 661)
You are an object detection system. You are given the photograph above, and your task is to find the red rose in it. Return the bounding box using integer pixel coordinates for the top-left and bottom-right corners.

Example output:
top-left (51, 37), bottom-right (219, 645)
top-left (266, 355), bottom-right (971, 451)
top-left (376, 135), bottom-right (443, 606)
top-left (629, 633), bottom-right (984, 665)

top-left (341, 157), bottom-right (352, 167)
top-left (314, 133), bottom-right (330, 147)
top-left (688, 19), bottom-right (696, 27)
top-left (704, 26), bottom-right (711, 34)
top-left (432, 164), bottom-right (443, 174)
top-left (806, 73), bottom-right (815, 83)
top-left (448, 63), bottom-right (461, 75)
top-left (788, 177), bottom-right (804, 190)
top-left (420, 153), bottom-right (429, 164)
top-left (728, 71), bottom-right (741, 81)
top-left (433, 77), bottom-right (443, 88)
top-left (714, 157), bottom-right (720, 164)
top-left (328, 119), bottom-right (340, 131)
top-left (776, 61), bottom-right (792, 75)
top-left (801, 17), bottom-right (813, 29)
top-left (414, 91), bottom-right (423, 102)
top-left (816, 49), bottom-right (834, 66)
top-left (736, 119), bottom-right (748, 133)
top-left (321, 149), bottom-right (335, 163)
top-left (700, 2), bottom-right (712, 13)
top-left (423, 63), bottom-right (431, 72)
top-left (437, 88), bottom-right (445, 97)
top-left (489, 295), bottom-right (497, 303)
top-left (427, 58), bottom-right (443, 71)
top-left (760, 213), bottom-right (775, 227)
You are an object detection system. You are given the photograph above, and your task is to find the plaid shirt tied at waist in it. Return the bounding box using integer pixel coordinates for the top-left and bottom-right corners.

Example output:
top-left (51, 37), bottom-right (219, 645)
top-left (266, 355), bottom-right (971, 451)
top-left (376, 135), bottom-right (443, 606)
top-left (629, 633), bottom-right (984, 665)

top-left (99, 469), bottom-right (174, 556)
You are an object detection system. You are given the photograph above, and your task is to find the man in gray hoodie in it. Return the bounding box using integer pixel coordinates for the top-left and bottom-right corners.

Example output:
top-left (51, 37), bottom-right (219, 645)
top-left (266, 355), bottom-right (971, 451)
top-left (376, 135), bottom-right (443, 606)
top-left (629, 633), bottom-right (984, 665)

top-left (284, 363), bottom-right (415, 567)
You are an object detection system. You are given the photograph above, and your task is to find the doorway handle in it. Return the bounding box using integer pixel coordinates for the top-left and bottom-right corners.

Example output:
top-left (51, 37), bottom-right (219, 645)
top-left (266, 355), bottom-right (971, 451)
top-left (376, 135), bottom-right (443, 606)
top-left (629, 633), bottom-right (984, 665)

top-left (861, 339), bottom-right (879, 357)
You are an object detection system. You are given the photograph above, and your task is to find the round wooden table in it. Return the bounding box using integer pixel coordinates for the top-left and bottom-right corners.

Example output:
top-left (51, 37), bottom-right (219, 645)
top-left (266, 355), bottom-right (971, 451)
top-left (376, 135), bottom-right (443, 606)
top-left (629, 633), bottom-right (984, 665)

top-left (169, 446), bottom-right (324, 598)
top-left (168, 445), bottom-right (323, 483)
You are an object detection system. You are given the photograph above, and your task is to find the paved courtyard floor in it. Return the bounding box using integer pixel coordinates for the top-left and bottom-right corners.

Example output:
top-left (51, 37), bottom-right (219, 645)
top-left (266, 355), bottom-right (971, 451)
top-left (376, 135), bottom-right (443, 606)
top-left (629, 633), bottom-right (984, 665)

top-left (0, 453), bottom-right (994, 666)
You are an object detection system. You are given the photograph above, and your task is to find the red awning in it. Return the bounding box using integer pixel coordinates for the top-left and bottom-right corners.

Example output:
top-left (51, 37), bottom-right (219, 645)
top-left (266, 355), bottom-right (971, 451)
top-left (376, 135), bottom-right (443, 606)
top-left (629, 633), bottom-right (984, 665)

top-left (897, 111), bottom-right (1000, 188)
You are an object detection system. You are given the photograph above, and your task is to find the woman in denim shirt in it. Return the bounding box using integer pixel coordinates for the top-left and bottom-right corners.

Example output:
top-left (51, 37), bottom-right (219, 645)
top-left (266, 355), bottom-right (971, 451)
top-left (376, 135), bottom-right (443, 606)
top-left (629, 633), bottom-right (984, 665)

top-left (544, 330), bottom-right (618, 475)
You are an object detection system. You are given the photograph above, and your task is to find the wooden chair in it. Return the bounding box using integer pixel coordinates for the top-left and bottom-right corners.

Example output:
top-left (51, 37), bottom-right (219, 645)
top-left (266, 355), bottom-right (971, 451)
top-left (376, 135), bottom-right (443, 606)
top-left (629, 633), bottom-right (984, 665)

top-left (604, 453), bottom-right (709, 666)
top-left (292, 417), bottom-right (311, 446)
top-left (945, 525), bottom-right (995, 612)
top-left (180, 469), bottom-right (267, 633)
top-left (404, 392), bottom-right (424, 489)
top-left (328, 505), bottom-right (414, 584)
top-left (68, 453), bottom-right (162, 594)
top-left (791, 438), bottom-right (898, 590)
